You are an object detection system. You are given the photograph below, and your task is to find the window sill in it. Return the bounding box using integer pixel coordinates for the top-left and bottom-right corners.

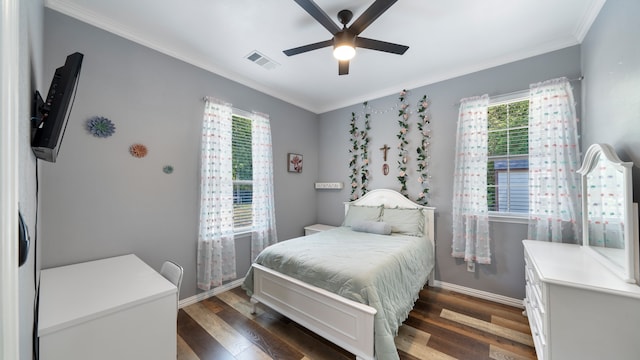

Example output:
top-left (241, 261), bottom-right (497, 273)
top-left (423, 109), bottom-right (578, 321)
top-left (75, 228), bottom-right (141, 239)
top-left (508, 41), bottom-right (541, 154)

top-left (488, 212), bottom-right (529, 225)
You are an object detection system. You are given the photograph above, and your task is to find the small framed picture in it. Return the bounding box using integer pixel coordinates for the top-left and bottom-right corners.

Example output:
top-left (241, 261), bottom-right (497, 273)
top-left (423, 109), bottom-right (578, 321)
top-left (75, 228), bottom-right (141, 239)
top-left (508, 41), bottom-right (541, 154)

top-left (288, 153), bottom-right (303, 173)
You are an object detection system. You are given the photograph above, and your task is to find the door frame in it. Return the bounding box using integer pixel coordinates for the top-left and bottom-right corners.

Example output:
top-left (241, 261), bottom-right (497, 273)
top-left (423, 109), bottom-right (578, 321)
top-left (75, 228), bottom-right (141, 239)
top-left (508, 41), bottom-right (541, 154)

top-left (1, 0), bottom-right (21, 358)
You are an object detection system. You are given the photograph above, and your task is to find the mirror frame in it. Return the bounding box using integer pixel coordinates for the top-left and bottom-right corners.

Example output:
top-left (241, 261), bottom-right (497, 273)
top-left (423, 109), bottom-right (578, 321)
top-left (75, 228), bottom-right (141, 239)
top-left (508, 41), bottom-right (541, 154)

top-left (577, 143), bottom-right (636, 284)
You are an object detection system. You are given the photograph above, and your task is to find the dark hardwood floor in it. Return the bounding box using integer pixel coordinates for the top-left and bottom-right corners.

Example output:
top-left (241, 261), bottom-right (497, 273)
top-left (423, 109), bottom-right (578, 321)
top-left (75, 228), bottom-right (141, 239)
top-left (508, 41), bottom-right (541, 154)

top-left (177, 286), bottom-right (537, 360)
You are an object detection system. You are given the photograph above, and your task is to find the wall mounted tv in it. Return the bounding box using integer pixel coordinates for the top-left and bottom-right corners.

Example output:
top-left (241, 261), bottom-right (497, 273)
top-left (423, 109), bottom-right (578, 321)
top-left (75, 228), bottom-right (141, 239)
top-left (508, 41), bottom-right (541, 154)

top-left (31, 52), bottom-right (84, 162)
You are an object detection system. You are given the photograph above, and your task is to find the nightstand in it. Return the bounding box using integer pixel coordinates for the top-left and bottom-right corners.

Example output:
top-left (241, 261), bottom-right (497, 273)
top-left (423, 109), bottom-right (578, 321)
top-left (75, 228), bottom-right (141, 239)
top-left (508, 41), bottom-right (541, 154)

top-left (304, 224), bottom-right (336, 236)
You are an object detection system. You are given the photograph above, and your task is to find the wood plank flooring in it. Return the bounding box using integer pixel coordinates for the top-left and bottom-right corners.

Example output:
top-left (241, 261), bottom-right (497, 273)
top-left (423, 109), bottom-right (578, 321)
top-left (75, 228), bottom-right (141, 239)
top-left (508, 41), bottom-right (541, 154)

top-left (177, 286), bottom-right (537, 360)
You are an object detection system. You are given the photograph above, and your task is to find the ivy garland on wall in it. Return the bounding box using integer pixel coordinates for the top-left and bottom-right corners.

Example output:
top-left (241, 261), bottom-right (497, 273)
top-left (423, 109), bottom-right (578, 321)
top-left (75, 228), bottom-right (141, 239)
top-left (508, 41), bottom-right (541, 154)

top-left (349, 111), bottom-right (360, 199)
top-left (347, 93), bottom-right (431, 204)
top-left (349, 102), bottom-right (373, 200)
top-left (359, 103), bottom-right (371, 197)
top-left (396, 90), bottom-right (410, 196)
top-left (396, 90), bottom-right (432, 204)
top-left (416, 95), bottom-right (431, 205)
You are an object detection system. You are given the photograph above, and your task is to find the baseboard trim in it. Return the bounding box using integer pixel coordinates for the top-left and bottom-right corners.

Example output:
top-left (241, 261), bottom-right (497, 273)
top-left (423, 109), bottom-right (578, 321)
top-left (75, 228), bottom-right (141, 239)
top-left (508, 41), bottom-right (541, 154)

top-left (179, 278), bottom-right (245, 308)
top-left (432, 280), bottom-right (525, 309)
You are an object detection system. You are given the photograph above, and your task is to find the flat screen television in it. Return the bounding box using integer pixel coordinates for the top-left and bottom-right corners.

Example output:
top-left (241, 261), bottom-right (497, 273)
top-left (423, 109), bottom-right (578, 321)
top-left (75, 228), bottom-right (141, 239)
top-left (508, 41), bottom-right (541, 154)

top-left (31, 52), bottom-right (84, 162)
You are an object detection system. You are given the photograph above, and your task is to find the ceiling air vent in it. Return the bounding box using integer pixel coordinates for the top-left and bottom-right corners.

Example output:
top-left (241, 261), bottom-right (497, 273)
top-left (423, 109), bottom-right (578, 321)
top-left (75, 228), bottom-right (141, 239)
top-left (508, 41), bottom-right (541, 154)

top-left (245, 51), bottom-right (280, 70)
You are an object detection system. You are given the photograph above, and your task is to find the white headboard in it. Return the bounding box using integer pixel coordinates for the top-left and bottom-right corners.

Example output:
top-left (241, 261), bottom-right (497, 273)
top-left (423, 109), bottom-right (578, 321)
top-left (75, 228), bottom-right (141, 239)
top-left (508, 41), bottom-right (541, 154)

top-left (343, 189), bottom-right (436, 248)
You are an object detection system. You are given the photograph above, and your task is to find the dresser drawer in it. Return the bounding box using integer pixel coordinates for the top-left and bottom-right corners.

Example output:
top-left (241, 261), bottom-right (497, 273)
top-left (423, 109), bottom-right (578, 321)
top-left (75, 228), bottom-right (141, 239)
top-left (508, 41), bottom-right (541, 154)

top-left (525, 283), bottom-right (546, 342)
top-left (524, 249), bottom-right (547, 360)
top-left (525, 298), bottom-right (546, 360)
top-left (525, 270), bottom-right (545, 312)
top-left (524, 254), bottom-right (546, 310)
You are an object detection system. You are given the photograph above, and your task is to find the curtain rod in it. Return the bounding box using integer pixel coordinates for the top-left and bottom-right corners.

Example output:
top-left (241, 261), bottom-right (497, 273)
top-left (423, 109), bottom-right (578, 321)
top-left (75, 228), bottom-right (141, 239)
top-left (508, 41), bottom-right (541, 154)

top-left (201, 97), bottom-right (255, 118)
top-left (453, 76), bottom-right (583, 107)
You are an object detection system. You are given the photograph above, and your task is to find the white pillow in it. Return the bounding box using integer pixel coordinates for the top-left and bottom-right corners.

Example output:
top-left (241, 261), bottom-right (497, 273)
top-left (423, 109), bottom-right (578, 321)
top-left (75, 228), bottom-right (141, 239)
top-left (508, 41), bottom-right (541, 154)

top-left (351, 221), bottom-right (392, 235)
top-left (342, 205), bottom-right (383, 227)
top-left (382, 207), bottom-right (424, 236)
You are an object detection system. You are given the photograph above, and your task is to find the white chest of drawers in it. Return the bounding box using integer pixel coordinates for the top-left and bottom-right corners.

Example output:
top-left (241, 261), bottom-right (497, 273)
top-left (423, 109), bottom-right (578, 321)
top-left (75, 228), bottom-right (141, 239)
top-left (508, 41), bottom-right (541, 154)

top-left (38, 254), bottom-right (177, 360)
top-left (523, 240), bottom-right (640, 360)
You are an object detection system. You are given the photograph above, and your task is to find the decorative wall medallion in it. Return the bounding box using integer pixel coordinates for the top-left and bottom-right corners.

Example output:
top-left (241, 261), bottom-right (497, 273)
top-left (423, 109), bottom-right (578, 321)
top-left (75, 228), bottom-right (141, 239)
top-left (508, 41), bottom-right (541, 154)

top-left (129, 143), bottom-right (148, 158)
top-left (87, 116), bottom-right (116, 138)
top-left (163, 165), bottom-right (174, 174)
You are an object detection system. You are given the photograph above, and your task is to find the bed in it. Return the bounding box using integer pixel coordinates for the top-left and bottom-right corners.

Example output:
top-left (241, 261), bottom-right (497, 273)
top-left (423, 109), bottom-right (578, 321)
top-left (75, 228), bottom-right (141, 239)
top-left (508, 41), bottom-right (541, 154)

top-left (242, 189), bottom-right (436, 360)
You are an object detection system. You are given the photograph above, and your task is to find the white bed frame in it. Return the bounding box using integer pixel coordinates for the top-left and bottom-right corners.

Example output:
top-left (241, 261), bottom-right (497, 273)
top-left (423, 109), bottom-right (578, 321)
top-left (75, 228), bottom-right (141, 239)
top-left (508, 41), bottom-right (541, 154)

top-left (250, 189), bottom-right (436, 360)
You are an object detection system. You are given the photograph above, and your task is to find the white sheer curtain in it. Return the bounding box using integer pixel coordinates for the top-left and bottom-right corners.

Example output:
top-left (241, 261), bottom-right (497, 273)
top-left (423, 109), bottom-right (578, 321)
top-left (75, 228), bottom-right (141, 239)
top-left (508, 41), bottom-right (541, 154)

top-left (452, 95), bottom-right (491, 264)
top-left (528, 77), bottom-right (581, 243)
top-left (250, 112), bottom-right (277, 261)
top-left (197, 97), bottom-right (236, 291)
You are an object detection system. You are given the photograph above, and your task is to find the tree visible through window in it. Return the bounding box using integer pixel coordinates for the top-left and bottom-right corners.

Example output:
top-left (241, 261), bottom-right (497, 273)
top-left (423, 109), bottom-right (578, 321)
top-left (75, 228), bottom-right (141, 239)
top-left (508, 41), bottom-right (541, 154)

top-left (232, 115), bottom-right (252, 229)
top-left (487, 98), bottom-right (529, 213)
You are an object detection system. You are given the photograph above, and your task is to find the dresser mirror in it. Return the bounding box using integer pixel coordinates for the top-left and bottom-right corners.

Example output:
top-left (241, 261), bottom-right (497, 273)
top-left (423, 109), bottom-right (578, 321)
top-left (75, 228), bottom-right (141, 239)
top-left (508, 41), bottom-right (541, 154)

top-left (578, 143), bottom-right (638, 284)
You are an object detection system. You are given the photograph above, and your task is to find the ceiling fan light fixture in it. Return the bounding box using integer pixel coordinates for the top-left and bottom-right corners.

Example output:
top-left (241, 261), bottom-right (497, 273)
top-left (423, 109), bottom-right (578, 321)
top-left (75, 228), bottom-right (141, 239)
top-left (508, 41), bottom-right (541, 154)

top-left (333, 31), bottom-right (356, 60)
top-left (333, 44), bottom-right (355, 60)
top-left (283, 1), bottom-right (408, 75)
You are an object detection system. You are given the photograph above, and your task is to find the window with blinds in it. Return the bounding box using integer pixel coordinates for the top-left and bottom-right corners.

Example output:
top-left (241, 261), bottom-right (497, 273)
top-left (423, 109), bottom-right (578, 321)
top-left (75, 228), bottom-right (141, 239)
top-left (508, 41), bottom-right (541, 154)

top-left (232, 115), bottom-right (253, 230)
top-left (487, 98), bottom-right (529, 214)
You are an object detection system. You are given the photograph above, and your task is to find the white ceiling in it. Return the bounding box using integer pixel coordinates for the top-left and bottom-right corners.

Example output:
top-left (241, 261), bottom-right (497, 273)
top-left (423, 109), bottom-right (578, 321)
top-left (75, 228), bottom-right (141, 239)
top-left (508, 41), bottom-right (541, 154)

top-left (45, 0), bottom-right (605, 114)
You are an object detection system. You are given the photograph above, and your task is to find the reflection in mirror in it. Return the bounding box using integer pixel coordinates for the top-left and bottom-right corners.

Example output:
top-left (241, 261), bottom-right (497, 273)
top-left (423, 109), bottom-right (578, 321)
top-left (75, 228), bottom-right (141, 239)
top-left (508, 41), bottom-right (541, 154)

top-left (578, 143), bottom-right (637, 284)
top-left (585, 153), bottom-right (626, 268)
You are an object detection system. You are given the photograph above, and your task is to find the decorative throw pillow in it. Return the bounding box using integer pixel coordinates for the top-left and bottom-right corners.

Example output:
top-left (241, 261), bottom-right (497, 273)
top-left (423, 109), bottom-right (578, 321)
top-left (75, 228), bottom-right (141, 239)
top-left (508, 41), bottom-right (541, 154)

top-left (382, 207), bottom-right (424, 236)
top-left (351, 221), bottom-right (392, 235)
top-left (342, 205), bottom-right (383, 227)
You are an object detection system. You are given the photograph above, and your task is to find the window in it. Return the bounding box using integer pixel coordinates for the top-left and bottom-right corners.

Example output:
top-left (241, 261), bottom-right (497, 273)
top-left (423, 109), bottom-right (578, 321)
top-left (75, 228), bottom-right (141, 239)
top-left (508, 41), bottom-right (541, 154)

top-left (487, 97), bottom-right (529, 214)
top-left (198, 99), bottom-right (276, 290)
top-left (232, 114), bottom-right (252, 230)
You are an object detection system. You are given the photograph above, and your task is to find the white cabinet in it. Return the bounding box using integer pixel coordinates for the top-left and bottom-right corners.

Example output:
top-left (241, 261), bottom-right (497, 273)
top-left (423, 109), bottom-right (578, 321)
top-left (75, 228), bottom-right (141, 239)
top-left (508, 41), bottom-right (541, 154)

top-left (38, 254), bottom-right (177, 360)
top-left (523, 240), bottom-right (640, 360)
top-left (304, 223), bottom-right (336, 236)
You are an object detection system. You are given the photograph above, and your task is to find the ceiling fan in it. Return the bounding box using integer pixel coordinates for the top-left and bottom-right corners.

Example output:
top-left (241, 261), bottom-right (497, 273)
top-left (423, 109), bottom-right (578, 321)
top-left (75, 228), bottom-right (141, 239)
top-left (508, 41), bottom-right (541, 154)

top-left (283, 0), bottom-right (409, 75)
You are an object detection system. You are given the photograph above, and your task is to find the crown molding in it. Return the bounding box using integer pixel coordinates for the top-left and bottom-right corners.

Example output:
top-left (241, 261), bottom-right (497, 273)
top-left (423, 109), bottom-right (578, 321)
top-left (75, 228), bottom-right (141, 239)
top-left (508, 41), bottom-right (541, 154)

top-left (574, 0), bottom-right (607, 42)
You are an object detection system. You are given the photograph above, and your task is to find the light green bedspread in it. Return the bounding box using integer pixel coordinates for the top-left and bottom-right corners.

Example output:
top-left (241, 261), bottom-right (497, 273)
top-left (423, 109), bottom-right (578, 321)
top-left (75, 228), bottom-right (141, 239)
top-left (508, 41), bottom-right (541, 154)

top-left (242, 226), bottom-right (434, 360)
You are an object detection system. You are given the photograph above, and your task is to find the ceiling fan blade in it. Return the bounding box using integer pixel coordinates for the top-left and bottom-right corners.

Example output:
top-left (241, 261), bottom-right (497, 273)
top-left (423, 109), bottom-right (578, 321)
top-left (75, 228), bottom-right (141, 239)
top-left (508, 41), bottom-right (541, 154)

top-left (349, 0), bottom-right (397, 35)
top-left (293, 0), bottom-right (341, 35)
top-left (338, 60), bottom-right (349, 75)
top-left (355, 37), bottom-right (409, 55)
top-left (283, 39), bottom-right (333, 56)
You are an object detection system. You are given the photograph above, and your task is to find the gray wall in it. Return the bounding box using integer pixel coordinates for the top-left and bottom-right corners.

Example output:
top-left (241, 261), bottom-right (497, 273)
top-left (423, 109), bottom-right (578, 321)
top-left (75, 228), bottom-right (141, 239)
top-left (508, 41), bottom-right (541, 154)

top-left (317, 46), bottom-right (582, 300)
top-left (581, 0), bottom-right (640, 202)
top-left (40, 9), bottom-right (319, 299)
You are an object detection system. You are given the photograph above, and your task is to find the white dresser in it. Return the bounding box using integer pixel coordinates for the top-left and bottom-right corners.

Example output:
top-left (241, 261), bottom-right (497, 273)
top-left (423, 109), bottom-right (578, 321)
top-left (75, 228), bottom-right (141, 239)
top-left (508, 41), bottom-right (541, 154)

top-left (523, 240), bottom-right (640, 360)
top-left (38, 254), bottom-right (177, 360)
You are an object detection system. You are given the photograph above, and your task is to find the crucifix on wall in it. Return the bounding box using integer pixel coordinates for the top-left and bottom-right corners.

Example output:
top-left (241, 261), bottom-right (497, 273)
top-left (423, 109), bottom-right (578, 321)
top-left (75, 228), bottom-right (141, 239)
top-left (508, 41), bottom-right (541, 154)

top-left (380, 144), bottom-right (390, 176)
top-left (380, 144), bottom-right (390, 162)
